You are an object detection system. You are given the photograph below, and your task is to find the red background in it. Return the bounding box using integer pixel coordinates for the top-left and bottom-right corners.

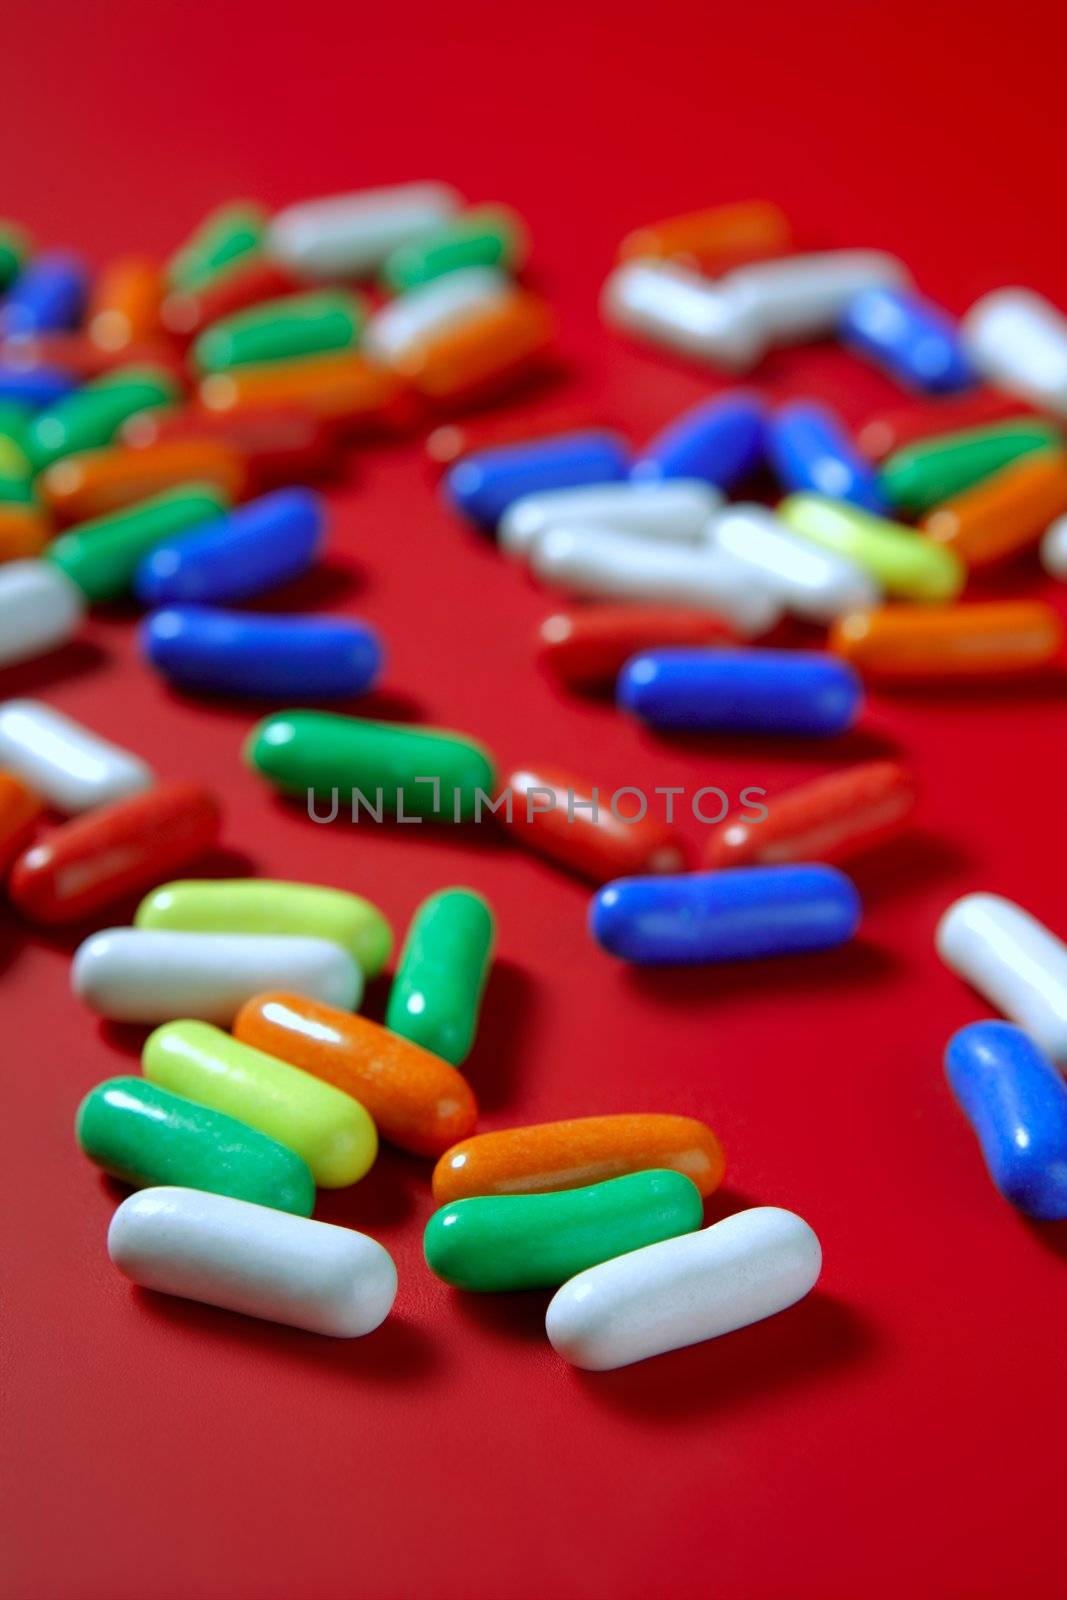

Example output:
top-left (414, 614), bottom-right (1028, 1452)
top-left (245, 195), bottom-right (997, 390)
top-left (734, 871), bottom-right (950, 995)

top-left (5, 3), bottom-right (1067, 1596)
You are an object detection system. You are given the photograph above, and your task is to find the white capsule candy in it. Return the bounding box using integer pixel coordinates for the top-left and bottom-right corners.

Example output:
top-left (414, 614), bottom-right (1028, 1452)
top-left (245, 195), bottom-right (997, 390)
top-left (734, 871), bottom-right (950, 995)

top-left (108, 1187), bottom-right (397, 1337)
top-left (1042, 514), bottom-right (1067, 579)
top-left (363, 266), bottom-right (512, 363)
top-left (72, 928), bottom-right (363, 1024)
top-left (546, 1206), bottom-right (822, 1371)
top-left (962, 289), bottom-right (1067, 416)
top-left (723, 250), bottom-right (911, 344)
top-left (707, 502), bottom-right (880, 623)
top-left (936, 893), bottom-right (1067, 1065)
top-left (499, 478), bottom-right (722, 559)
top-left (267, 181), bottom-right (462, 280)
top-left (0, 698), bottom-right (153, 813)
top-left (0, 561), bottom-right (85, 669)
top-left (529, 525), bottom-right (781, 636)
top-left (601, 260), bottom-right (765, 372)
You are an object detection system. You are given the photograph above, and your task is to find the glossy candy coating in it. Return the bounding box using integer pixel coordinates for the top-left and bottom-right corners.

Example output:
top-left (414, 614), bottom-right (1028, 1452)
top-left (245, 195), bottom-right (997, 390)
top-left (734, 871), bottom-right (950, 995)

top-left (364, 268), bottom-right (512, 364)
top-left (0, 366), bottom-right (77, 410)
top-left (919, 448), bottom-right (1067, 567)
top-left (198, 353), bottom-right (406, 430)
top-left (707, 761), bottom-right (916, 868)
top-left (382, 205), bottom-right (527, 292)
top-left (87, 258), bottom-right (162, 352)
top-left (618, 647), bottom-right (862, 735)
top-left (722, 250), bottom-right (910, 343)
top-left (392, 290), bottom-right (554, 404)
top-left (831, 601), bottom-right (1063, 680)
top-left (537, 605), bottom-right (734, 691)
top-left (1, 252), bottom-right (89, 337)
top-left (879, 419), bottom-right (1062, 513)
top-left (192, 289), bottom-right (364, 374)
top-left (122, 404), bottom-right (339, 491)
top-left (76, 1077), bottom-right (315, 1215)
top-left (134, 487), bottom-right (323, 606)
top-left (1043, 515), bottom-right (1067, 579)
top-left (778, 493), bottom-right (964, 601)
top-left (936, 893), bottom-right (1067, 1065)
top-left (618, 200), bottom-right (792, 274)
top-left (601, 261), bottom-right (764, 372)
top-left (962, 288), bottom-right (1067, 415)
top-left (499, 478), bottom-right (721, 559)
top-left (425, 1170), bottom-right (704, 1292)
top-left (632, 393), bottom-right (765, 488)
top-left (0, 699), bottom-right (152, 813)
top-left (160, 260), bottom-right (299, 339)
top-left (385, 889), bottom-right (494, 1065)
top-left (857, 392), bottom-right (1033, 461)
top-left (707, 503), bottom-right (878, 623)
top-left (267, 183), bottom-right (461, 279)
top-left (0, 561), bottom-right (84, 667)
top-left (233, 993), bottom-right (477, 1158)
top-left (500, 763), bottom-right (687, 882)
top-left (0, 504), bottom-right (48, 559)
top-left (841, 286), bottom-right (976, 393)
top-left (767, 401), bottom-right (888, 512)
top-left (0, 221), bottom-right (30, 288)
top-left (591, 864), bottom-right (861, 965)
top-left (25, 365), bottom-right (179, 470)
top-left (41, 439), bottom-right (247, 525)
top-left (48, 483), bottom-right (229, 603)
top-left (433, 1113), bottom-right (725, 1202)
top-left (166, 202), bottom-right (267, 292)
top-left (0, 771), bottom-right (41, 869)
top-left (142, 607), bottom-right (383, 700)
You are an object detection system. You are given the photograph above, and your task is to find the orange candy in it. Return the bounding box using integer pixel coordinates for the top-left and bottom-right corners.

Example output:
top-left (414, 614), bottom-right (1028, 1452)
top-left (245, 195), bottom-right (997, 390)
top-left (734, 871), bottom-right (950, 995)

top-left (432, 1114), bottom-right (725, 1203)
top-left (198, 352), bottom-right (411, 431)
top-left (232, 992), bottom-right (478, 1159)
top-left (0, 503), bottom-right (49, 560)
top-left (830, 601), bottom-right (1064, 679)
top-left (40, 439), bottom-right (249, 524)
top-left (394, 291), bottom-right (555, 404)
top-left (0, 772), bottom-right (42, 869)
top-left (920, 448), bottom-right (1067, 567)
top-left (618, 200), bottom-right (792, 273)
top-left (87, 257), bottom-right (164, 352)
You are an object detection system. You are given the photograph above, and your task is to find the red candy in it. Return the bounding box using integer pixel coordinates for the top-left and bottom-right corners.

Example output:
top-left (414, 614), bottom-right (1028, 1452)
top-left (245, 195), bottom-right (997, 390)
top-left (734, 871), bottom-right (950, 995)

top-left (857, 391), bottom-right (1033, 461)
top-left (159, 261), bottom-right (300, 339)
top-left (705, 761), bottom-right (917, 870)
top-left (425, 407), bottom-right (618, 473)
top-left (537, 605), bottom-right (735, 692)
top-left (120, 404), bottom-right (339, 490)
top-left (501, 763), bottom-right (688, 883)
top-left (0, 332), bottom-right (186, 384)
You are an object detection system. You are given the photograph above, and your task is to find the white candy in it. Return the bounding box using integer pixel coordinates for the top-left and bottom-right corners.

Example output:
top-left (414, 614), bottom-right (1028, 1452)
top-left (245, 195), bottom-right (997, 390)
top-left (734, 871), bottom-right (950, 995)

top-left (499, 479), bottom-right (722, 559)
top-left (267, 181), bottom-right (462, 279)
top-left (962, 289), bottom-right (1067, 416)
top-left (0, 561), bottom-right (84, 668)
top-left (546, 1206), bottom-right (822, 1371)
top-left (529, 525), bottom-right (781, 636)
top-left (72, 928), bottom-right (362, 1024)
top-left (1042, 514), bottom-right (1067, 579)
top-left (363, 267), bottom-right (512, 362)
top-left (936, 893), bottom-right (1067, 1065)
top-left (722, 250), bottom-right (910, 343)
top-left (0, 698), bottom-right (152, 812)
top-left (108, 1187), bottom-right (397, 1337)
top-left (600, 260), bottom-right (764, 372)
top-left (707, 502), bottom-right (879, 623)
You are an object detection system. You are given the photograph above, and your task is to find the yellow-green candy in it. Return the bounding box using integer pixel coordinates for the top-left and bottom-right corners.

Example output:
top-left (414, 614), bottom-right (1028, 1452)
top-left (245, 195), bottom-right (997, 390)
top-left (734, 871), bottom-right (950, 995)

top-left (779, 492), bottom-right (964, 601)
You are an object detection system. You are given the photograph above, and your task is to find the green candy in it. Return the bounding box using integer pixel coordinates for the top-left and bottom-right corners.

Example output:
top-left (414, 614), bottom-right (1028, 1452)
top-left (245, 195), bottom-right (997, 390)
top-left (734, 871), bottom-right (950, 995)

top-left (0, 401), bottom-right (32, 458)
top-left (778, 493), bottom-right (964, 602)
top-left (75, 1076), bottom-right (315, 1215)
top-left (424, 1170), bottom-right (704, 1291)
top-left (246, 710), bottom-right (498, 823)
top-left (0, 221), bottom-right (30, 289)
top-left (166, 201), bottom-right (267, 292)
top-left (193, 289), bottom-right (364, 374)
top-left (25, 365), bottom-right (179, 470)
top-left (880, 420), bottom-right (1062, 512)
top-left (47, 482), bottom-right (228, 602)
top-left (387, 888), bottom-right (494, 1065)
top-left (381, 206), bottom-right (527, 292)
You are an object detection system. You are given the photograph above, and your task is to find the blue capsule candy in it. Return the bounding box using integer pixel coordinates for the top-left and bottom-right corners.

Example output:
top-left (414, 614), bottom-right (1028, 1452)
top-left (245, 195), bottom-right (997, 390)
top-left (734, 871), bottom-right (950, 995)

top-left (0, 367), bottom-right (78, 411)
top-left (767, 401), bottom-right (888, 513)
top-left (631, 393), bottom-right (766, 488)
top-left (1, 252), bottom-right (90, 337)
top-left (445, 431), bottom-right (630, 527)
top-left (618, 648), bottom-right (862, 735)
top-left (134, 487), bottom-right (324, 606)
top-left (945, 1021), bottom-right (1067, 1220)
top-left (591, 864), bottom-right (861, 965)
top-left (840, 287), bottom-right (977, 394)
top-left (141, 606), bottom-right (383, 700)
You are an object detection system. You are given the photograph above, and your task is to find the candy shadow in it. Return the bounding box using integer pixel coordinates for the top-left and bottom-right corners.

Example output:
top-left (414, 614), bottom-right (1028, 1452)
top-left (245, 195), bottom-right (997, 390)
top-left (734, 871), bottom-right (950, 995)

top-left (642, 724), bottom-right (902, 764)
top-left (448, 1284), bottom-right (552, 1346)
top-left (867, 671), bottom-right (1067, 705)
top-left (1023, 1216), bottom-right (1067, 1262)
top-left (0, 639), bottom-right (110, 696)
top-left (849, 829), bottom-right (976, 904)
top-left (98, 1020), bottom-right (150, 1059)
top-left (622, 937), bottom-right (902, 1008)
top-left (233, 556), bottom-right (367, 612)
top-left (314, 1149), bottom-right (424, 1232)
top-left (462, 957), bottom-right (536, 1114)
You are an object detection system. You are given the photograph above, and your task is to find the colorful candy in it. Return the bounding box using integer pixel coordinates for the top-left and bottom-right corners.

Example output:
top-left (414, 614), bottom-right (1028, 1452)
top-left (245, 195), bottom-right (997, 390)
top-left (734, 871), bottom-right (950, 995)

top-left (87, 258), bottom-right (163, 353)
top-left (707, 504), bottom-right (878, 622)
top-left (500, 763), bottom-right (687, 881)
top-left (0, 221), bottom-right (30, 289)
top-left (499, 479), bottom-right (721, 559)
top-left (0, 699), bottom-right (152, 813)
top-left (778, 494), bottom-right (964, 601)
top-left (160, 260), bottom-right (298, 339)
top-left (133, 487), bottom-right (323, 606)
top-left (831, 601), bottom-right (1063, 679)
top-left (841, 286), bottom-right (976, 393)
top-left (919, 449), bottom-right (1067, 567)
top-left (122, 403), bottom-right (339, 490)
top-left (618, 647), bottom-right (862, 734)
top-left (536, 605), bottom-right (734, 691)
top-left (767, 401), bottom-right (888, 512)
top-left (40, 439), bottom-right (247, 524)
top-left (25, 364), bottom-right (179, 470)
top-left (962, 288), bottom-right (1067, 415)
top-left (0, 771), bottom-right (41, 868)
top-left (707, 761), bottom-right (915, 869)
top-left (879, 419), bottom-right (1062, 513)
top-left (1043, 514), bottom-right (1067, 579)
top-left (0, 561), bottom-right (84, 667)
top-left (617, 200), bottom-right (792, 273)
top-left (391, 290), bottom-right (554, 403)
top-left (857, 391), bottom-right (1032, 461)
top-left (142, 607), bottom-right (383, 700)
top-left (381, 204), bottom-right (528, 291)
top-left (166, 201), bottom-right (267, 292)
top-left (48, 483), bottom-right (230, 603)
top-left (0, 503), bottom-right (48, 559)
top-left (1, 252), bottom-right (89, 337)
top-left (426, 404), bottom-right (613, 471)
top-left (267, 182), bottom-right (461, 279)
top-left (198, 353), bottom-right (407, 429)
top-left (722, 250), bottom-right (910, 343)
top-left (631, 393), bottom-right (765, 487)
top-left (601, 260), bottom-right (763, 372)
top-left (386, 889), bottom-right (494, 1066)
top-left (192, 289), bottom-right (364, 374)
top-left (937, 893), bottom-right (1067, 1065)
top-left (364, 267), bottom-right (512, 364)
top-left (0, 366), bottom-right (77, 409)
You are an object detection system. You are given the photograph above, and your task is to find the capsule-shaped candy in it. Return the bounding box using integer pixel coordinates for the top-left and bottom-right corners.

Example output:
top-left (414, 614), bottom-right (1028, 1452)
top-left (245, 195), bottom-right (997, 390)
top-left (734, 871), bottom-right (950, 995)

top-left (198, 353), bottom-right (407, 430)
top-left (945, 1022), bottom-right (1067, 1220)
top-left (499, 479), bottom-right (721, 559)
top-left (108, 1187), bottom-right (397, 1337)
top-left (706, 761), bottom-right (916, 868)
top-left (0, 220), bottom-right (30, 289)
top-left (618, 647), bottom-right (862, 735)
top-left (123, 404), bottom-right (339, 491)
top-left (166, 202), bottom-right (267, 293)
top-left (632, 393), bottom-right (765, 487)
top-left (0, 366), bottom-right (77, 410)
top-left (592, 864), bottom-right (861, 965)
top-left (1, 332), bottom-right (184, 385)
top-left (841, 286), bottom-right (976, 394)
top-left (707, 504), bottom-right (878, 623)
top-left (499, 763), bottom-right (687, 882)
top-left (767, 401), bottom-right (888, 512)
top-left (937, 893), bottom-right (1067, 1065)
top-left (381, 205), bottom-right (528, 292)
top-left (10, 782), bottom-right (220, 924)
top-left (537, 605), bottom-right (735, 691)
top-left (0, 699), bottom-right (152, 813)
top-left (143, 1021), bottom-right (377, 1188)
top-left (234, 993), bottom-right (478, 1158)
top-left (0, 561), bottom-right (84, 667)
top-left (831, 601), bottom-right (1063, 680)
top-left (392, 290), bottom-right (555, 404)
top-left (1043, 514), bottom-right (1067, 579)
top-left (135, 878), bottom-right (392, 978)
top-left (601, 260), bottom-right (764, 372)
top-left (0, 771), bottom-right (41, 868)
top-left (142, 607), bottom-right (383, 701)
top-left (723, 250), bottom-right (910, 344)
top-left (363, 268), bottom-right (512, 364)
top-left (433, 1113), bottom-right (725, 1203)
top-left (192, 289), bottom-right (365, 374)
top-left (0, 503), bottom-right (47, 560)
top-left (379, 889), bottom-right (491, 1065)
top-left (41, 439), bottom-right (247, 525)
top-left (879, 419), bottom-right (1062, 513)
top-left (76, 1077), bottom-right (315, 1216)
top-left (425, 405), bottom-right (618, 472)
top-left (48, 483), bottom-right (230, 603)
top-left (134, 487), bottom-right (323, 606)
top-left (425, 1170), bottom-right (704, 1292)
top-left (87, 258), bottom-right (162, 353)
top-left (267, 182), bottom-right (462, 279)
top-left (160, 260), bottom-right (299, 339)
top-left (73, 928), bottom-right (362, 1023)
top-left (25, 365), bottom-right (179, 470)
top-left (618, 200), bottom-right (792, 274)
top-left (857, 392), bottom-right (1033, 461)
top-left (546, 1206), bottom-right (821, 1371)
top-left (445, 430), bottom-right (630, 526)
top-left (962, 288), bottom-right (1067, 415)
top-left (919, 449), bottom-right (1067, 567)
top-left (1, 252), bottom-right (89, 337)
top-left (778, 494), bottom-right (964, 601)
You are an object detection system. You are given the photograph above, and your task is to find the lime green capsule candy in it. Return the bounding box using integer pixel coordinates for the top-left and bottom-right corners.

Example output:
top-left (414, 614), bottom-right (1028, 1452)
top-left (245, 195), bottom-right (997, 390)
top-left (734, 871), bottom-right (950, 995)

top-left (424, 1170), bottom-right (704, 1292)
top-left (386, 888), bottom-right (494, 1066)
top-left (135, 878), bottom-right (392, 977)
top-left (166, 201), bottom-right (267, 292)
top-left (880, 419), bottom-right (1063, 513)
top-left (246, 710), bottom-right (498, 823)
top-left (25, 365), bottom-right (179, 470)
top-left (779, 493), bottom-right (964, 601)
top-left (46, 482), bottom-right (228, 603)
top-left (192, 289), bottom-right (365, 374)
top-left (76, 1075), bottom-right (315, 1215)
top-left (381, 206), bottom-right (529, 293)
top-left (0, 221), bottom-right (30, 289)
top-left (143, 1020), bottom-right (378, 1188)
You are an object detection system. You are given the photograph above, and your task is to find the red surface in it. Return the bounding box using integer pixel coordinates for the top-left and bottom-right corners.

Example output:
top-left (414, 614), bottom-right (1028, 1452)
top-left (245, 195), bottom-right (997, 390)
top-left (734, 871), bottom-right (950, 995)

top-left (5, 4), bottom-right (1067, 1597)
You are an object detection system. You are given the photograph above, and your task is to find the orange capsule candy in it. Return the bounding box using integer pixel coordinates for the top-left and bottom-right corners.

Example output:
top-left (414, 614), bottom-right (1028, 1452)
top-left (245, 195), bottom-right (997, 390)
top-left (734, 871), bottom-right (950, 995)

top-left (0, 503), bottom-right (48, 560)
top-left (433, 1114), bottom-right (725, 1203)
top-left (706, 761), bottom-right (917, 869)
top-left (0, 771), bottom-right (42, 869)
top-left (232, 992), bottom-right (478, 1159)
top-left (920, 448), bottom-right (1067, 567)
top-left (40, 439), bottom-right (249, 524)
top-left (198, 352), bottom-right (411, 432)
top-left (618, 200), bottom-right (792, 274)
top-left (394, 291), bottom-right (555, 405)
top-left (830, 601), bottom-right (1064, 680)
top-left (122, 405), bottom-right (339, 491)
top-left (537, 605), bottom-right (735, 691)
top-left (501, 763), bottom-right (688, 883)
top-left (88, 258), bottom-right (163, 352)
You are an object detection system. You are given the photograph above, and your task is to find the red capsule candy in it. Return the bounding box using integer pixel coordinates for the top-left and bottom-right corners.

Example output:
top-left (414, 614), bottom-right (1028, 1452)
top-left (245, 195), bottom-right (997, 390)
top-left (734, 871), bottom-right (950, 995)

top-left (425, 407), bottom-right (618, 473)
top-left (0, 332), bottom-right (186, 384)
top-left (538, 605), bottom-right (735, 692)
top-left (0, 772), bottom-right (42, 870)
top-left (706, 761), bottom-right (917, 869)
top-left (159, 261), bottom-right (301, 340)
top-left (120, 404), bottom-right (339, 490)
top-left (857, 392), bottom-right (1033, 462)
top-left (500, 764), bottom-right (688, 883)
top-left (9, 782), bottom-right (222, 924)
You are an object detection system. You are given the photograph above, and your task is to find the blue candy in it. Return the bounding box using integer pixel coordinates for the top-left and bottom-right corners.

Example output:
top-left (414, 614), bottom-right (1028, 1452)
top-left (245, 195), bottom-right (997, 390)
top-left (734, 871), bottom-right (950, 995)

top-left (1, 252), bottom-right (89, 337)
top-left (945, 1021), bottom-right (1067, 1220)
top-left (631, 393), bottom-right (766, 488)
top-left (840, 287), bottom-right (977, 394)
top-left (590, 864), bottom-right (861, 965)
top-left (134, 488), bottom-right (324, 606)
top-left (141, 606), bottom-right (382, 700)
top-left (445, 431), bottom-right (630, 526)
top-left (618, 648), bottom-right (862, 735)
top-left (767, 401), bottom-right (888, 513)
top-left (0, 367), bottom-right (78, 410)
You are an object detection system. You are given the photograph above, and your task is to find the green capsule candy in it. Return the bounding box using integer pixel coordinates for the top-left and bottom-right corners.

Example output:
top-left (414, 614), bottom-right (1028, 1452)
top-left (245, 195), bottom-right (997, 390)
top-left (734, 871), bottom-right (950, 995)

top-left (880, 420), bottom-right (1063, 513)
top-left (381, 206), bottom-right (528, 293)
top-left (424, 1169), bottom-right (704, 1291)
top-left (779, 492), bottom-right (964, 601)
top-left (47, 482), bottom-right (228, 602)
top-left (193, 289), bottom-right (365, 374)
top-left (25, 365), bottom-right (179, 470)
top-left (166, 201), bottom-right (267, 292)
top-left (387, 888), bottom-right (494, 1065)
top-left (247, 710), bottom-right (497, 823)
top-left (0, 221), bottom-right (30, 289)
top-left (76, 1075), bottom-right (315, 1215)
